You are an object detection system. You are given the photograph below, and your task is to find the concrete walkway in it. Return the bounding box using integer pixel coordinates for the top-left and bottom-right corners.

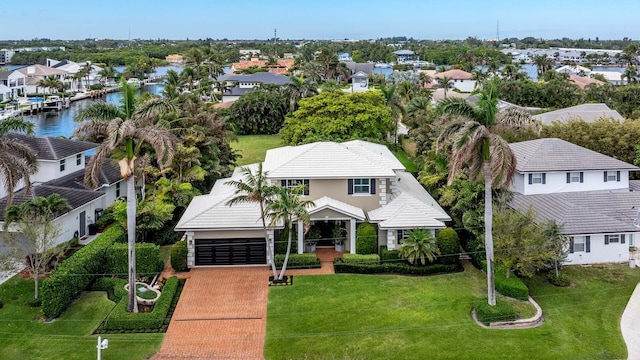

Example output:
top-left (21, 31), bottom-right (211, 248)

top-left (621, 282), bottom-right (640, 360)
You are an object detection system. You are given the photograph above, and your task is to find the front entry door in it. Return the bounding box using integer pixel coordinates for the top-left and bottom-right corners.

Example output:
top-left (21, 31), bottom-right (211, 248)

top-left (79, 211), bottom-right (86, 237)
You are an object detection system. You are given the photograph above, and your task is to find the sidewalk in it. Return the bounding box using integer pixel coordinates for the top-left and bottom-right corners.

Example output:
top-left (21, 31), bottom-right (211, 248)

top-left (621, 282), bottom-right (640, 360)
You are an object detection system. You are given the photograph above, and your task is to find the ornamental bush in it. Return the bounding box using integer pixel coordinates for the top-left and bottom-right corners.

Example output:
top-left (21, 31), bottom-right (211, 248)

top-left (106, 243), bottom-right (163, 278)
top-left (436, 227), bottom-right (460, 265)
top-left (41, 226), bottom-right (124, 318)
top-left (274, 254), bottom-right (320, 269)
top-left (473, 297), bottom-right (517, 325)
top-left (379, 245), bottom-right (402, 263)
top-left (102, 276), bottom-right (179, 331)
top-left (356, 222), bottom-right (377, 255)
top-left (170, 240), bottom-right (188, 272)
top-left (546, 271), bottom-right (570, 287)
top-left (341, 254), bottom-right (380, 264)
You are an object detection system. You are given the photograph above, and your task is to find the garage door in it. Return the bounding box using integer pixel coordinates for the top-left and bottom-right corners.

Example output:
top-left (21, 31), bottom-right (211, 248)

top-left (195, 238), bottom-right (266, 266)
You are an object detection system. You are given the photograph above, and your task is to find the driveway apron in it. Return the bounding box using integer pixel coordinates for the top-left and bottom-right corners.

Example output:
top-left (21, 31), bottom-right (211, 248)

top-left (153, 267), bottom-right (269, 359)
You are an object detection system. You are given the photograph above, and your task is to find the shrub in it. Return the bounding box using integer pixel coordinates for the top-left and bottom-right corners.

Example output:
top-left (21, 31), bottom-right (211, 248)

top-left (333, 259), bottom-right (461, 275)
top-left (106, 243), bottom-right (163, 278)
top-left (274, 254), bottom-right (320, 269)
top-left (41, 226), bottom-right (124, 318)
top-left (95, 206), bottom-right (115, 231)
top-left (276, 228), bottom-right (297, 255)
top-left (90, 277), bottom-right (127, 302)
top-left (473, 297), bottom-right (517, 325)
top-left (341, 254), bottom-right (380, 264)
top-left (356, 222), bottom-right (377, 254)
top-left (379, 246), bottom-right (402, 263)
top-left (25, 298), bottom-right (42, 308)
top-left (546, 272), bottom-right (570, 287)
top-left (170, 240), bottom-right (188, 272)
top-left (102, 276), bottom-right (179, 331)
top-left (494, 266), bottom-right (529, 301)
top-left (436, 227), bottom-right (460, 265)
top-left (89, 84), bottom-right (104, 90)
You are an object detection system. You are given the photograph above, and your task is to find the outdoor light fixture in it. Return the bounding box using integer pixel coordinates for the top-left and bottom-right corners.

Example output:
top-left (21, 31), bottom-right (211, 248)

top-left (97, 336), bottom-right (108, 360)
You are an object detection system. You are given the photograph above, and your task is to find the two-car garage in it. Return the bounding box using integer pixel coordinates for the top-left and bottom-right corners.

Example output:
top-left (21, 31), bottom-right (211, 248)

top-left (194, 238), bottom-right (266, 266)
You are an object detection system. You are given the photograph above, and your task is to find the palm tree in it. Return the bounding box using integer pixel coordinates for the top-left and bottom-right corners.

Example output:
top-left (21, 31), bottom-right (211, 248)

top-left (73, 78), bottom-right (177, 313)
top-left (436, 78), bottom-right (538, 306)
top-left (379, 84), bottom-right (406, 144)
top-left (0, 118), bottom-right (38, 208)
top-left (533, 55), bottom-right (554, 79)
top-left (623, 66), bottom-right (638, 85)
top-left (418, 72), bottom-right (432, 88)
top-left (436, 76), bottom-right (453, 97)
top-left (225, 164), bottom-right (279, 278)
top-left (98, 64), bottom-right (118, 85)
top-left (399, 229), bottom-right (440, 265)
top-left (472, 69), bottom-right (488, 89)
top-left (4, 194), bottom-right (71, 299)
top-left (266, 185), bottom-right (314, 280)
top-left (286, 75), bottom-right (318, 112)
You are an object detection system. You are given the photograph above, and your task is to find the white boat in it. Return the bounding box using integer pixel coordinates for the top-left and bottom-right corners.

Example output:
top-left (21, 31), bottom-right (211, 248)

top-left (374, 63), bottom-right (392, 69)
top-left (43, 96), bottom-right (64, 111)
top-left (126, 78), bottom-right (141, 87)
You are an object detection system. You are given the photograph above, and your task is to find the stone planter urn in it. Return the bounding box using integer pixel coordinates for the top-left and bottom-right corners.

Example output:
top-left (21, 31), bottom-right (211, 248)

top-left (124, 282), bottom-right (161, 306)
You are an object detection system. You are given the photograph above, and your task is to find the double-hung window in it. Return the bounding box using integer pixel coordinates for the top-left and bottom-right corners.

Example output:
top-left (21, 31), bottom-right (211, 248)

top-left (528, 173), bottom-right (545, 185)
top-left (59, 159), bottom-right (65, 172)
top-left (76, 154), bottom-right (82, 166)
top-left (604, 171), bottom-right (620, 182)
top-left (281, 179), bottom-right (309, 195)
top-left (570, 236), bottom-right (590, 253)
top-left (396, 229), bottom-right (411, 245)
top-left (566, 172), bottom-right (583, 183)
top-left (348, 178), bottom-right (376, 195)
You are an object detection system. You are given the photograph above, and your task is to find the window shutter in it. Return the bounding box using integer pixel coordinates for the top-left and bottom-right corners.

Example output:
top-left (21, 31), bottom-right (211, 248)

top-left (604, 171), bottom-right (608, 182)
top-left (542, 173), bottom-right (546, 184)
top-left (617, 171), bottom-right (621, 182)
top-left (303, 179), bottom-right (309, 196)
top-left (528, 174), bottom-right (532, 185)
top-left (370, 179), bottom-right (376, 194)
top-left (580, 172), bottom-right (584, 183)
top-left (281, 180), bottom-right (286, 187)
top-left (622, 234), bottom-right (626, 244)
top-left (569, 237), bottom-right (574, 253)
top-left (605, 235), bottom-right (609, 245)
top-left (566, 173), bottom-right (570, 183)
top-left (586, 236), bottom-right (590, 253)
top-left (348, 179), bottom-right (353, 195)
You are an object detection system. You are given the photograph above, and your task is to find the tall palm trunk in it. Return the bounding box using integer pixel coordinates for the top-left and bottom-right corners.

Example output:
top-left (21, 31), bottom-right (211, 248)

top-left (260, 201), bottom-right (278, 279)
top-left (483, 160), bottom-right (496, 306)
top-left (126, 175), bottom-right (138, 313)
top-left (278, 220), bottom-right (293, 280)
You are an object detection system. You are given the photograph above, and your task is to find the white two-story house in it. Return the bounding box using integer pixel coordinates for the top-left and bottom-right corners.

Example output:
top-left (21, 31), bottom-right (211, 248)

top-left (0, 70), bottom-right (27, 101)
top-left (0, 135), bottom-right (123, 245)
top-left (508, 138), bottom-right (640, 265)
top-left (176, 140), bottom-right (450, 267)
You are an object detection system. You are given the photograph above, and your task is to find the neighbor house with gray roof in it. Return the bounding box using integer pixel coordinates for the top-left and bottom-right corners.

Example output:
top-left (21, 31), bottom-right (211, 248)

top-left (176, 140), bottom-right (450, 267)
top-left (533, 103), bottom-right (624, 125)
top-left (217, 72), bottom-right (291, 102)
top-left (0, 135), bottom-right (123, 245)
top-left (508, 138), bottom-right (639, 265)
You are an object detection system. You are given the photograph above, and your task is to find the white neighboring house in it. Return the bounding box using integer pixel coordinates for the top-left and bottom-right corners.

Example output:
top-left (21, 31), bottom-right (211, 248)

top-left (350, 71), bottom-right (369, 92)
top-left (47, 59), bottom-right (104, 92)
top-left (16, 64), bottom-right (69, 94)
top-left (432, 69), bottom-right (476, 92)
top-left (532, 103), bottom-right (624, 126)
top-left (508, 138), bottom-right (640, 265)
top-left (0, 135), bottom-right (123, 246)
top-left (176, 140), bottom-right (450, 267)
top-left (0, 70), bottom-right (27, 101)
top-left (555, 64), bottom-right (592, 77)
top-left (217, 72), bottom-right (291, 102)
top-left (591, 70), bottom-right (624, 85)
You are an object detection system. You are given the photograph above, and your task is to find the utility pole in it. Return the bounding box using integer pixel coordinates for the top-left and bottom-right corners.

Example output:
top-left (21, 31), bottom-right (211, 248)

top-left (496, 21), bottom-right (500, 41)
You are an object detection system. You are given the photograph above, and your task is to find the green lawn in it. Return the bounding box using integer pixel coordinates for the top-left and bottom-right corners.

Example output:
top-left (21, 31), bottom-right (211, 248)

top-left (232, 135), bottom-right (282, 166)
top-left (0, 276), bottom-right (163, 360)
top-left (393, 150), bottom-right (419, 173)
top-left (265, 263), bottom-right (640, 360)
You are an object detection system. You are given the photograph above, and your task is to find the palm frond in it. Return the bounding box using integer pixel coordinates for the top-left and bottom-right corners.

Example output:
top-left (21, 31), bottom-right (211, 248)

top-left (84, 143), bottom-right (115, 188)
top-left (74, 101), bottom-right (123, 123)
top-left (0, 117), bottom-right (35, 136)
top-left (133, 127), bottom-right (177, 169)
top-left (489, 134), bottom-right (517, 188)
top-left (493, 108), bottom-right (540, 135)
top-left (132, 98), bottom-right (177, 126)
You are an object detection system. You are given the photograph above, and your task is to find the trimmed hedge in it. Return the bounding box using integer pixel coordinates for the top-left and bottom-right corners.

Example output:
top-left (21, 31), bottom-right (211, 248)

top-left (90, 277), bottom-right (127, 302)
top-left (41, 226), bottom-right (124, 318)
top-left (341, 254), bottom-right (380, 264)
top-left (170, 240), bottom-right (188, 272)
top-left (334, 259), bottom-right (461, 275)
top-left (495, 266), bottom-right (529, 301)
top-left (106, 243), bottom-right (163, 278)
top-left (379, 246), bottom-right (402, 263)
top-left (274, 253), bottom-right (321, 269)
top-left (102, 276), bottom-right (179, 331)
top-left (356, 222), bottom-right (377, 254)
top-left (473, 297), bottom-right (517, 325)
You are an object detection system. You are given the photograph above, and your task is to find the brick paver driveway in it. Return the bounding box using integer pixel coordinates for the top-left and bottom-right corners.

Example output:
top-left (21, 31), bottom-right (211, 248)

top-left (153, 267), bottom-right (270, 359)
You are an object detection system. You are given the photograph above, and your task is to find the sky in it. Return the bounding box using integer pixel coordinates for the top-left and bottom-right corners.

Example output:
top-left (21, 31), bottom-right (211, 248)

top-left (3, 0), bottom-right (640, 41)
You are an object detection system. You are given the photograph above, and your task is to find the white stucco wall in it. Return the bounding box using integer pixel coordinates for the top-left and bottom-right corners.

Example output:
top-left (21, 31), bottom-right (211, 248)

top-left (513, 170), bottom-right (630, 195)
top-left (565, 233), bottom-right (633, 265)
top-left (453, 80), bottom-right (476, 92)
